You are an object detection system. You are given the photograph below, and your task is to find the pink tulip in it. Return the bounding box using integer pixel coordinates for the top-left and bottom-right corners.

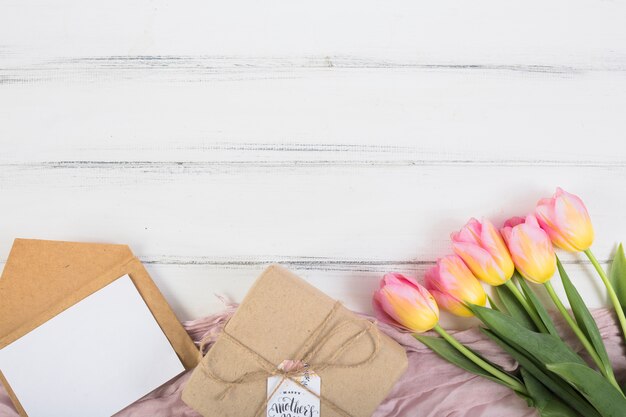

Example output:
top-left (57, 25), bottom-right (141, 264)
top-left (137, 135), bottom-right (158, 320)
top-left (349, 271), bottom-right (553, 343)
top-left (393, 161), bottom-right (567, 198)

top-left (501, 215), bottom-right (556, 284)
top-left (372, 273), bottom-right (439, 332)
top-left (535, 187), bottom-right (594, 252)
top-left (424, 255), bottom-right (487, 317)
top-left (451, 218), bottom-right (515, 286)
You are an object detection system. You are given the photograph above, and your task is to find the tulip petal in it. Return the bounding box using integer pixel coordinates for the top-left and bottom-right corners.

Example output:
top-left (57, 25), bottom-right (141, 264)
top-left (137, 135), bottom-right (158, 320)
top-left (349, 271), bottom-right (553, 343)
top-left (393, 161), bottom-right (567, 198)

top-left (429, 288), bottom-right (474, 317)
top-left (452, 218), bottom-right (483, 245)
top-left (372, 291), bottom-right (405, 328)
top-left (500, 226), bottom-right (513, 245)
top-left (507, 221), bottom-right (556, 284)
top-left (503, 216), bottom-right (525, 229)
top-left (424, 256), bottom-right (487, 317)
top-left (481, 219), bottom-right (515, 281)
top-left (536, 200), bottom-right (577, 252)
top-left (453, 242), bottom-right (505, 285)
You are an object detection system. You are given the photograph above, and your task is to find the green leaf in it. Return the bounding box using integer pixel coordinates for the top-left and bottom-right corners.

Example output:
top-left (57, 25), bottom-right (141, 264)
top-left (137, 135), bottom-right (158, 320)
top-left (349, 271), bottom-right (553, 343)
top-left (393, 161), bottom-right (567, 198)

top-left (609, 243), bottom-right (626, 309)
top-left (517, 275), bottom-right (560, 337)
top-left (557, 256), bottom-right (613, 379)
top-left (414, 334), bottom-right (518, 389)
top-left (547, 362), bottom-right (626, 417)
top-left (481, 328), bottom-right (600, 417)
top-left (494, 283), bottom-right (537, 331)
top-left (468, 305), bottom-right (586, 367)
top-left (487, 294), bottom-right (501, 312)
top-left (521, 368), bottom-right (583, 417)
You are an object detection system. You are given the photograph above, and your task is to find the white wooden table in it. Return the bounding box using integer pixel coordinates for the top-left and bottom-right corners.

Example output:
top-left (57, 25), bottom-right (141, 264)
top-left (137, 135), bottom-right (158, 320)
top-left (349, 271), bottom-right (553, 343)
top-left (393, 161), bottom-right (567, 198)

top-left (1, 0), bottom-right (625, 328)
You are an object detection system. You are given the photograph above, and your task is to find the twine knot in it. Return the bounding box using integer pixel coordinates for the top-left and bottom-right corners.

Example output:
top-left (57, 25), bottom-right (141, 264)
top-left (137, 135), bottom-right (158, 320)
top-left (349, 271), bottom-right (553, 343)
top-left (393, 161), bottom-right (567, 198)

top-left (198, 302), bottom-right (381, 417)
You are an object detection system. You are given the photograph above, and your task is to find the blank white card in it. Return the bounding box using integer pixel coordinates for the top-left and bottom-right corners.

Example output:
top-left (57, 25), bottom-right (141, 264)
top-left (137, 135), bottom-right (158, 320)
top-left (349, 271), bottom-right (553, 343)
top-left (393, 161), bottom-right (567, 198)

top-left (0, 275), bottom-right (185, 417)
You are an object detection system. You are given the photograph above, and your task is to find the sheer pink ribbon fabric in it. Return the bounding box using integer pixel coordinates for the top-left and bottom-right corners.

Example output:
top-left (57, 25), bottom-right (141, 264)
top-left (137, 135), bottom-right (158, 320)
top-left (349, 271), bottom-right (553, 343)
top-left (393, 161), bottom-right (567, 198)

top-left (1, 306), bottom-right (624, 417)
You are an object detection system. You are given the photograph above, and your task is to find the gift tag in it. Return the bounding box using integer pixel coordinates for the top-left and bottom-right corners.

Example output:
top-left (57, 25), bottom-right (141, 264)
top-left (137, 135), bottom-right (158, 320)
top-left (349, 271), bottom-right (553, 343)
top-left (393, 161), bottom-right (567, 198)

top-left (267, 361), bottom-right (321, 417)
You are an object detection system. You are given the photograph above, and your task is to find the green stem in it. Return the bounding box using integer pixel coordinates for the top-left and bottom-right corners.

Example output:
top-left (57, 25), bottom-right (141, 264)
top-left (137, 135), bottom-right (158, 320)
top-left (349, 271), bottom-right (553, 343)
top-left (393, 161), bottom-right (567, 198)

top-left (433, 324), bottom-right (527, 394)
top-left (585, 249), bottom-right (626, 341)
top-left (504, 280), bottom-right (548, 333)
top-left (544, 280), bottom-right (622, 392)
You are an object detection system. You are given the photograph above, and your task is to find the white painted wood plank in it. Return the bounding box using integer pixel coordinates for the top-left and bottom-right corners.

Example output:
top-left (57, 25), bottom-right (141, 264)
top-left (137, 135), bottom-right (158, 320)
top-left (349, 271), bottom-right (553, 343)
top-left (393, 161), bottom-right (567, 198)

top-left (2, 0), bottom-right (626, 67)
top-left (1, 70), bottom-right (625, 162)
top-left (0, 260), bottom-right (611, 329)
top-left (0, 163), bottom-right (622, 268)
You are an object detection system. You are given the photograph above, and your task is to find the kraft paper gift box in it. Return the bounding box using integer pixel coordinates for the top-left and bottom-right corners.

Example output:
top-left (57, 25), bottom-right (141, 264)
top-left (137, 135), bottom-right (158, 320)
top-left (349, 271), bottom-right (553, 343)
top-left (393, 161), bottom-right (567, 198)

top-left (0, 238), bottom-right (199, 417)
top-left (182, 264), bottom-right (408, 417)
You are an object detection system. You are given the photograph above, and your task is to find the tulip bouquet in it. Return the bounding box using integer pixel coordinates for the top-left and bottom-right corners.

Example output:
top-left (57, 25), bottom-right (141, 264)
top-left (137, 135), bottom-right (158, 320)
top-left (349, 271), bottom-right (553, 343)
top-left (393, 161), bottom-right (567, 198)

top-left (373, 188), bottom-right (626, 417)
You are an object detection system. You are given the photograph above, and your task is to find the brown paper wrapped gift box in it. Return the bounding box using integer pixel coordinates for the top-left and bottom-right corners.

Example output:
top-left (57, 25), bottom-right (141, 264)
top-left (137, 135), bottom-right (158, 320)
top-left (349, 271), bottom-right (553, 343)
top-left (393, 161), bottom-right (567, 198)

top-left (182, 265), bottom-right (408, 417)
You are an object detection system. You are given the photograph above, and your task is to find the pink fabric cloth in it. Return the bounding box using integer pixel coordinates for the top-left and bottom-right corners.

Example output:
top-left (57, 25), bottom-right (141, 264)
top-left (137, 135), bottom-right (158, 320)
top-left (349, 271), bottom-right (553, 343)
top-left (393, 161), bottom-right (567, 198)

top-left (2, 307), bottom-right (625, 417)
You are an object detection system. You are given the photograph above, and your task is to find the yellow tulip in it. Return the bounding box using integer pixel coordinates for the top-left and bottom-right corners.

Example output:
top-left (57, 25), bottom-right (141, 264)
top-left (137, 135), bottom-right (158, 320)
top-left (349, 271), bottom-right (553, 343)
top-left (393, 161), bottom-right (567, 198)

top-left (535, 187), bottom-right (594, 252)
top-left (501, 215), bottom-right (556, 284)
top-left (451, 218), bottom-right (515, 286)
top-left (424, 255), bottom-right (487, 317)
top-left (372, 273), bottom-right (439, 332)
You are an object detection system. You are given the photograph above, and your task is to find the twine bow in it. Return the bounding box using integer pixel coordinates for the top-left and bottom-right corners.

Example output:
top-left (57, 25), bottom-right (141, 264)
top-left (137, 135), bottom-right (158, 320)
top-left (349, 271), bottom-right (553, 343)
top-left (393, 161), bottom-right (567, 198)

top-left (198, 302), bottom-right (381, 417)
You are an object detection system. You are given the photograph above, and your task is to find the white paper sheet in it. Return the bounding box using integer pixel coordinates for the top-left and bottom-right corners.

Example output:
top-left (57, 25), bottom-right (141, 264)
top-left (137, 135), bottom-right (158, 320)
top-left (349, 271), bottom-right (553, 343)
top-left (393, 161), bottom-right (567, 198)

top-left (0, 275), bottom-right (185, 417)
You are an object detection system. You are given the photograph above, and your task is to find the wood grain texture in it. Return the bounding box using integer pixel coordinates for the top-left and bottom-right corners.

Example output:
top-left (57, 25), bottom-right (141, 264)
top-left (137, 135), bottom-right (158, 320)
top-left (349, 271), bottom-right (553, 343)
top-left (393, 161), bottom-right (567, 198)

top-left (2, 69), bottom-right (625, 163)
top-left (2, 0), bottom-right (626, 328)
top-left (3, 55), bottom-right (625, 85)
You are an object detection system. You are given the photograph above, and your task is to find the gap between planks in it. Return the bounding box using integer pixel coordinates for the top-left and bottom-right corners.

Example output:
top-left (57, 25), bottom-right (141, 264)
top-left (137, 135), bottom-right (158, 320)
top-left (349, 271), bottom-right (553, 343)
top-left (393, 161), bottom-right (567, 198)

top-left (0, 257), bottom-right (608, 270)
top-left (2, 160), bottom-right (626, 170)
top-left (3, 55), bottom-right (626, 84)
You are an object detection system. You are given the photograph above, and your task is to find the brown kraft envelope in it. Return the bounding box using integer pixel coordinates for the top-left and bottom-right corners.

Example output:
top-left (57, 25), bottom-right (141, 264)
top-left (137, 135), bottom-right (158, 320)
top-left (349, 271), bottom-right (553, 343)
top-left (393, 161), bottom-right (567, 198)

top-left (182, 264), bottom-right (408, 417)
top-left (0, 238), bottom-right (199, 417)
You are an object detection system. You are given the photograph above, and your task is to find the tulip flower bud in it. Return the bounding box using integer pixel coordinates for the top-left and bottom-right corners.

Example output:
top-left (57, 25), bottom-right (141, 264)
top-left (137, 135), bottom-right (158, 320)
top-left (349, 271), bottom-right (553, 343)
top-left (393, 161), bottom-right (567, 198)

top-left (372, 273), bottom-right (439, 332)
top-left (424, 255), bottom-right (487, 317)
top-left (535, 187), bottom-right (594, 252)
top-left (501, 215), bottom-right (556, 284)
top-left (451, 218), bottom-right (515, 286)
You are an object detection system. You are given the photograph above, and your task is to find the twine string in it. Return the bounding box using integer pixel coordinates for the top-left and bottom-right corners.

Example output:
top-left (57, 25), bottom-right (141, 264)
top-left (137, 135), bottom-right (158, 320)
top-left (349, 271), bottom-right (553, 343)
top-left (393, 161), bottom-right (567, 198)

top-left (197, 301), bottom-right (381, 417)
